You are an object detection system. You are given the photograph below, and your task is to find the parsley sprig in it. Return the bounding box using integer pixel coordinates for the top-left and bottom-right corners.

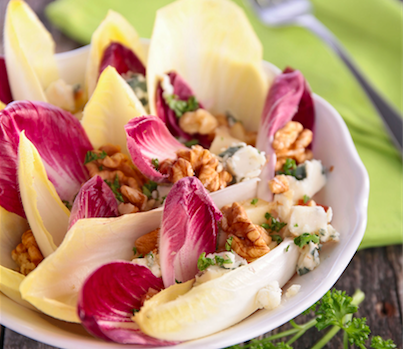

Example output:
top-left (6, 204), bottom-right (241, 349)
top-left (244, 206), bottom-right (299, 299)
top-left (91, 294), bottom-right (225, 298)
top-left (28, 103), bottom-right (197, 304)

top-left (225, 289), bottom-right (395, 349)
top-left (165, 94), bottom-right (199, 118)
top-left (104, 174), bottom-right (124, 202)
top-left (294, 233), bottom-right (320, 248)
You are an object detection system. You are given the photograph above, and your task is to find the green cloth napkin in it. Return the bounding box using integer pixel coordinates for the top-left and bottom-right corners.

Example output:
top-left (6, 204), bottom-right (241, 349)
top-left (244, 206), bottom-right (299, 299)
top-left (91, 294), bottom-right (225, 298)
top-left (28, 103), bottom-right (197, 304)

top-left (46, 0), bottom-right (402, 249)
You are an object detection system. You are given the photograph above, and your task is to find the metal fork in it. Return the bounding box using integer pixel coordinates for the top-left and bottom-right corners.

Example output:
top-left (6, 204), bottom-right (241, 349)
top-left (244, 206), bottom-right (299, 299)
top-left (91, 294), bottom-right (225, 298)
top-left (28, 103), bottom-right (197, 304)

top-left (247, 0), bottom-right (403, 155)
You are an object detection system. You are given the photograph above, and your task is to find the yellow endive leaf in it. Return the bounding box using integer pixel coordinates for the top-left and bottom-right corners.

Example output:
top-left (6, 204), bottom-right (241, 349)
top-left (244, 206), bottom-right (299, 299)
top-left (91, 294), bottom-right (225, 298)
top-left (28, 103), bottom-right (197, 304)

top-left (20, 210), bottom-right (163, 323)
top-left (86, 10), bottom-right (146, 97)
top-left (147, 0), bottom-right (271, 132)
top-left (0, 206), bottom-right (35, 309)
top-left (0, 101), bottom-right (6, 110)
top-left (4, 0), bottom-right (59, 101)
top-left (81, 66), bottom-right (147, 155)
top-left (18, 131), bottom-right (70, 258)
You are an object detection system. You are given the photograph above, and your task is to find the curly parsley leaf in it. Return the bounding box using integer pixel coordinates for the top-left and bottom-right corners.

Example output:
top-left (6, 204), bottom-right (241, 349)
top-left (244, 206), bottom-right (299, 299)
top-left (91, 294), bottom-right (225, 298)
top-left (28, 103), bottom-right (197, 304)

top-left (303, 195), bottom-right (310, 204)
top-left (345, 317), bottom-right (371, 346)
top-left (293, 233), bottom-right (319, 248)
top-left (184, 139), bottom-right (199, 147)
top-left (315, 289), bottom-right (358, 331)
top-left (62, 200), bottom-right (72, 210)
top-left (251, 198), bottom-right (258, 205)
top-left (371, 336), bottom-right (397, 349)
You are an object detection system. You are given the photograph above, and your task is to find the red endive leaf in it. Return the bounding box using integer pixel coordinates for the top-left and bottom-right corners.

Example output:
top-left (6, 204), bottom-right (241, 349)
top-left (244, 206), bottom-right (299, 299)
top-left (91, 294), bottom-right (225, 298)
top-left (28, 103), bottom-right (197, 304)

top-left (0, 101), bottom-right (92, 217)
top-left (156, 71), bottom-right (211, 148)
top-left (125, 115), bottom-right (185, 182)
top-left (159, 177), bottom-right (222, 288)
top-left (68, 175), bottom-right (119, 230)
top-left (77, 261), bottom-right (175, 345)
top-left (0, 56), bottom-right (13, 104)
top-left (99, 42), bottom-right (146, 77)
top-left (256, 69), bottom-right (314, 200)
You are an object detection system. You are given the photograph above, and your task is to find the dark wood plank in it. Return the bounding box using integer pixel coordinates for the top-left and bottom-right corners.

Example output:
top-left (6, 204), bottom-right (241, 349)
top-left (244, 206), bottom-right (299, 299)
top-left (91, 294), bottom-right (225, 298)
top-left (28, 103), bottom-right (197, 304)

top-left (3, 329), bottom-right (58, 349)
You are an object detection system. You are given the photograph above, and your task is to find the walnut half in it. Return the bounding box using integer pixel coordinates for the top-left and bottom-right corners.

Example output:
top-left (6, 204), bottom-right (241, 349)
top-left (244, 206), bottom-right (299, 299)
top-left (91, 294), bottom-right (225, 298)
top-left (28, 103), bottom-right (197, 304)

top-left (221, 202), bottom-right (271, 262)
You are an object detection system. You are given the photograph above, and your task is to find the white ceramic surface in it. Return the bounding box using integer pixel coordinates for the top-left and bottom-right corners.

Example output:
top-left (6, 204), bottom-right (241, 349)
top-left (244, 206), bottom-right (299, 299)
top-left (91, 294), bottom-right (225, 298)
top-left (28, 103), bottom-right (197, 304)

top-left (0, 45), bottom-right (369, 349)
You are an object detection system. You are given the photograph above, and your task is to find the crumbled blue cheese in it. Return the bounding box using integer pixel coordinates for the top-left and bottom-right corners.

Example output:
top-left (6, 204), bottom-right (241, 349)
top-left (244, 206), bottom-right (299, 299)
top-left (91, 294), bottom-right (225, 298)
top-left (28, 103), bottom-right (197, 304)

top-left (132, 252), bottom-right (161, 278)
top-left (44, 79), bottom-right (75, 112)
top-left (285, 284), bottom-right (301, 298)
top-left (296, 242), bottom-right (320, 275)
top-left (220, 143), bottom-right (266, 182)
top-left (319, 224), bottom-right (340, 243)
top-left (161, 74), bottom-right (174, 98)
top-left (256, 281), bottom-right (282, 310)
top-left (288, 206), bottom-right (328, 237)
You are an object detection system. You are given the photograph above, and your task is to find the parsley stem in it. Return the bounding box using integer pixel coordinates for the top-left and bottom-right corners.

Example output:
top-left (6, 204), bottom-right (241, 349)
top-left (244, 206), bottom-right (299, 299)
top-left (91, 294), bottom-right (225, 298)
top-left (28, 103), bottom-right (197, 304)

top-left (289, 319), bottom-right (303, 330)
top-left (343, 331), bottom-right (349, 349)
top-left (286, 319), bottom-right (317, 345)
top-left (263, 318), bottom-right (317, 342)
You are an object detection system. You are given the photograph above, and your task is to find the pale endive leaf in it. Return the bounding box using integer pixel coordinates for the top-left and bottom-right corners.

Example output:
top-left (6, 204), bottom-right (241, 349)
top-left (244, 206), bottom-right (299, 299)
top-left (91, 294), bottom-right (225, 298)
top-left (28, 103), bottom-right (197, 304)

top-left (86, 10), bottom-right (146, 97)
top-left (147, 0), bottom-right (270, 131)
top-left (18, 132), bottom-right (70, 258)
top-left (134, 239), bottom-right (299, 341)
top-left (0, 206), bottom-right (35, 309)
top-left (4, 0), bottom-right (59, 101)
top-left (81, 66), bottom-right (147, 155)
top-left (19, 210), bottom-right (162, 323)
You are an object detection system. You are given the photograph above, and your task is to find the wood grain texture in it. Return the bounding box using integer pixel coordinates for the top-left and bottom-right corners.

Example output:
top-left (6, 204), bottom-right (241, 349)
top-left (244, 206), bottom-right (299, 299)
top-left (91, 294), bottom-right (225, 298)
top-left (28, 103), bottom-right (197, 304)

top-left (0, 0), bottom-right (401, 348)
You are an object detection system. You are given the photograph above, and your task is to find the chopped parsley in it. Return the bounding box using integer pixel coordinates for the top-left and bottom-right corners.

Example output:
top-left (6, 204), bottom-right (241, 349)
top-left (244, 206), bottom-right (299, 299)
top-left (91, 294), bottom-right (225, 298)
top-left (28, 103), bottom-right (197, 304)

top-left (250, 198), bottom-right (258, 205)
top-left (285, 245), bottom-right (290, 252)
top-left (294, 232), bottom-right (320, 248)
top-left (303, 194), bottom-right (311, 204)
top-left (197, 252), bottom-right (215, 271)
top-left (197, 252), bottom-right (231, 271)
top-left (271, 234), bottom-right (283, 244)
top-left (161, 195), bottom-right (167, 204)
top-left (142, 181), bottom-right (158, 199)
top-left (225, 236), bottom-right (234, 251)
top-left (151, 158), bottom-right (159, 171)
top-left (175, 279), bottom-right (182, 284)
top-left (276, 158), bottom-right (307, 180)
top-left (294, 223), bottom-right (299, 227)
top-left (104, 174), bottom-right (124, 202)
top-left (132, 308), bottom-right (139, 315)
top-left (184, 139), bottom-right (199, 147)
top-left (84, 150), bottom-right (107, 164)
top-left (62, 200), bottom-right (72, 210)
top-left (165, 94), bottom-right (199, 118)
top-left (133, 247), bottom-right (137, 254)
top-left (262, 212), bottom-right (287, 232)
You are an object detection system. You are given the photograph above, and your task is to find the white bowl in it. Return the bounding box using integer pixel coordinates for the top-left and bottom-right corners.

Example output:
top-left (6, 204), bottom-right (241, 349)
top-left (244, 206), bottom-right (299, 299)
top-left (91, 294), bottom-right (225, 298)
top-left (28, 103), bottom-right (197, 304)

top-left (0, 45), bottom-right (369, 349)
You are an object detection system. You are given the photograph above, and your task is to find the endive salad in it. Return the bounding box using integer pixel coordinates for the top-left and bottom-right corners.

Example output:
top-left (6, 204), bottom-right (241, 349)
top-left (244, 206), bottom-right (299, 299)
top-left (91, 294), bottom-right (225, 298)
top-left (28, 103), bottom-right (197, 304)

top-left (0, 0), bottom-right (340, 345)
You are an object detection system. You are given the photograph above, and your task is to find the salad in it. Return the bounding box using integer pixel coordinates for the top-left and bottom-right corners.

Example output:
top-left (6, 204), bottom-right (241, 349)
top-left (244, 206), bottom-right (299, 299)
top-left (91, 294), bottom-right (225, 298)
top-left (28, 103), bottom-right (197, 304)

top-left (0, 0), bottom-right (339, 345)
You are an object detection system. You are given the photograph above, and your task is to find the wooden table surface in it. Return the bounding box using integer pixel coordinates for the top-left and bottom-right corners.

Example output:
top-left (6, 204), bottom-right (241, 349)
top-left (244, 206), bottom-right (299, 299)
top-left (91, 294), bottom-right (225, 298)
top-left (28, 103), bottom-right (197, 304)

top-left (0, 1), bottom-right (402, 348)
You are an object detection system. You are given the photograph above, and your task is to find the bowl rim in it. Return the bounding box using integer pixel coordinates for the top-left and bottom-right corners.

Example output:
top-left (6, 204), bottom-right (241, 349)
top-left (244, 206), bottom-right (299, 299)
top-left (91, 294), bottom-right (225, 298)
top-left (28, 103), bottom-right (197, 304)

top-left (0, 45), bottom-right (369, 349)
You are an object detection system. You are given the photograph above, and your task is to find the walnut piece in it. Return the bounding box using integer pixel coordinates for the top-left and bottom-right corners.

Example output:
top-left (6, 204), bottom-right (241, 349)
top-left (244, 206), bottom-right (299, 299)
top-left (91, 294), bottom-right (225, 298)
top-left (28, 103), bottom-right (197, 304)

top-left (179, 109), bottom-right (218, 135)
top-left (268, 175), bottom-right (290, 194)
top-left (11, 230), bottom-right (44, 276)
top-left (135, 229), bottom-right (160, 255)
top-left (221, 203), bottom-right (271, 262)
top-left (273, 122), bottom-right (313, 170)
top-left (162, 146), bottom-right (232, 192)
top-left (85, 144), bottom-right (149, 213)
